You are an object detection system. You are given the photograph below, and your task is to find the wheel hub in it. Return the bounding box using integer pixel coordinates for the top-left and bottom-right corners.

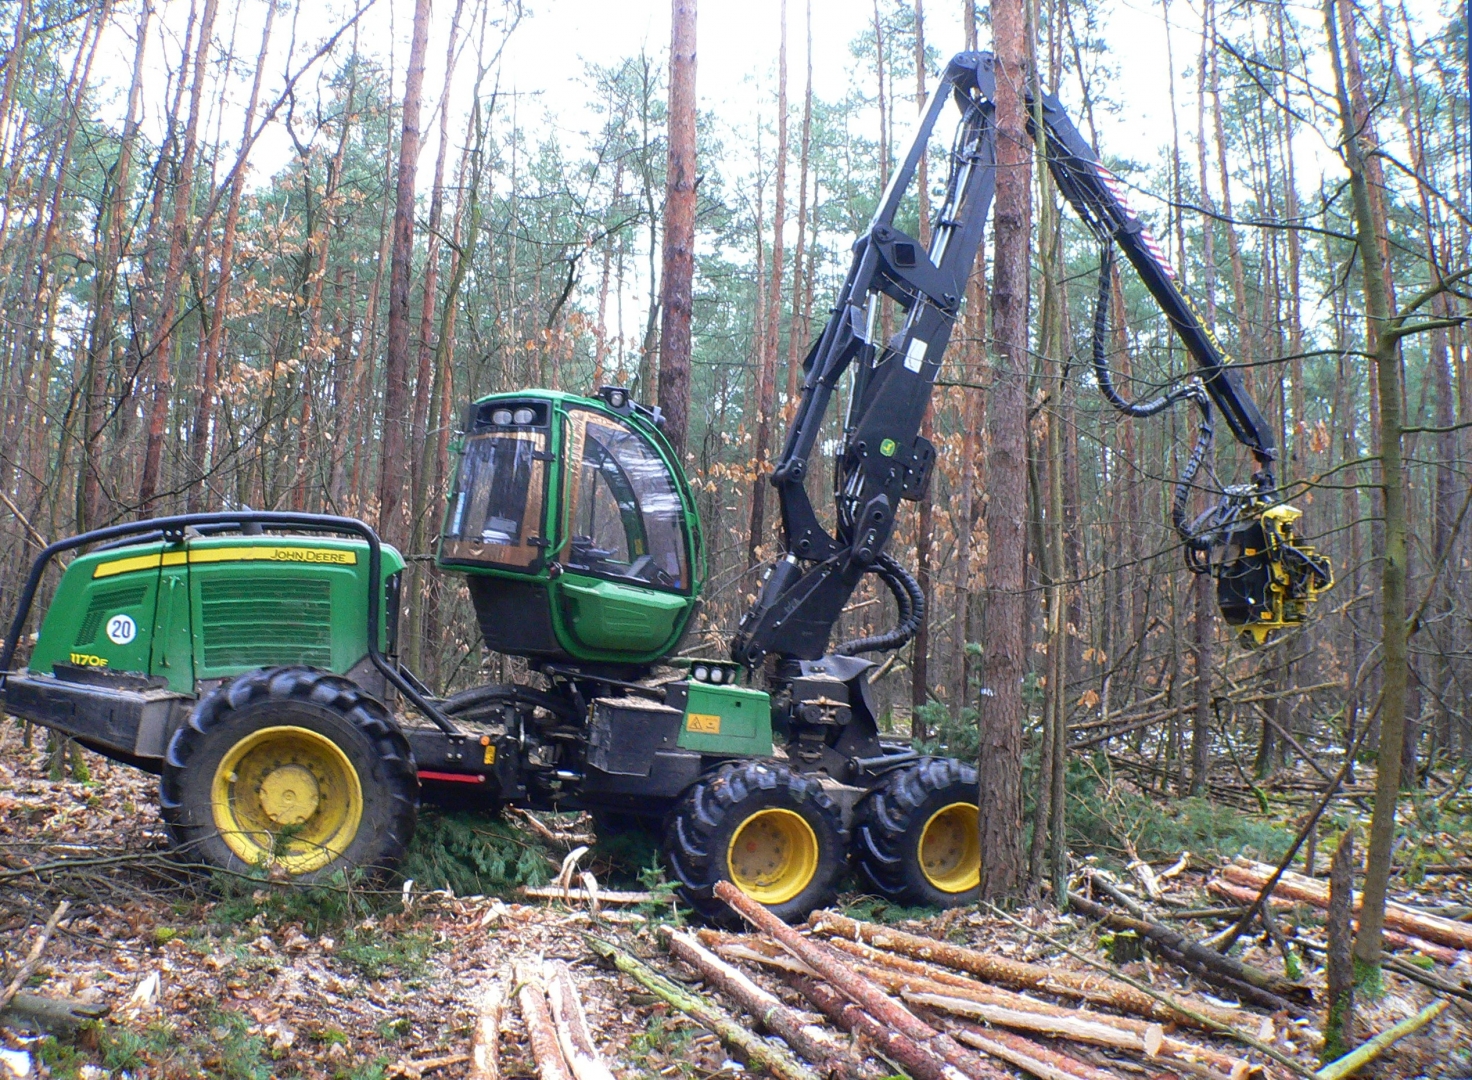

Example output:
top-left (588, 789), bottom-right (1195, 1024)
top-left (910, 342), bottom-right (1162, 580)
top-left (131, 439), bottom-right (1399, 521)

top-left (726, 808), bottom-right (819, 906)
top-left (210, 725), bottom-right (363, 875)
top-left (257, 764), bottom-right (321, 826)
top-left (919, 802), bottom-right (981, 893)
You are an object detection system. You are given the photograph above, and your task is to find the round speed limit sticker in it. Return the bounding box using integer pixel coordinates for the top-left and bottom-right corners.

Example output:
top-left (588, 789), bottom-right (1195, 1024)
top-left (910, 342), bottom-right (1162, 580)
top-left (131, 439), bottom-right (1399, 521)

top-left (106, 614), bottom-right (137, 645)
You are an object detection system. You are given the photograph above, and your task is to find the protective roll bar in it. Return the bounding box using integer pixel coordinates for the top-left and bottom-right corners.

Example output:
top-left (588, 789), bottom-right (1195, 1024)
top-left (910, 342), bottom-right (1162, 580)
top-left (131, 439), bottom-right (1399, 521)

top-left (0, 511), bottom-right (461, 736)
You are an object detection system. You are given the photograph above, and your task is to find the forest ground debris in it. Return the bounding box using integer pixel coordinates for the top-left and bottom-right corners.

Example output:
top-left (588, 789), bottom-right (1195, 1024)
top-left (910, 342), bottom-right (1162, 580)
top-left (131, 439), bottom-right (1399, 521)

top-left (3, 725), bottom-right (1470, 1079)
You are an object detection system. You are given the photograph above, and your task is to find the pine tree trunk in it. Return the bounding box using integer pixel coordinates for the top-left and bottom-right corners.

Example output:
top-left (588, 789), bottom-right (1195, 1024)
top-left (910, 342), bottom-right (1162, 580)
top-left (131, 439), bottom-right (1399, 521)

top-left (377, 0), bottom-right (432, 547)
top-left (747, 10), bottom-right (787, 568)
top-left (657, 0), bottom-right (698, 461)
top-left (139, 0), bottom-right (219, 512)
top-left (978, 0), bottom-right (1032, 901)
top-left (1327, 0), bottom-right (1406, 980)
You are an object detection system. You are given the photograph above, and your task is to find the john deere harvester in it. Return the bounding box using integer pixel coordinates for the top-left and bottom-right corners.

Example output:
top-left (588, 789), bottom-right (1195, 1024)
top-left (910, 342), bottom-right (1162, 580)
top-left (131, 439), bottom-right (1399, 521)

top-left (1, 52), bottom-right (1329, 921)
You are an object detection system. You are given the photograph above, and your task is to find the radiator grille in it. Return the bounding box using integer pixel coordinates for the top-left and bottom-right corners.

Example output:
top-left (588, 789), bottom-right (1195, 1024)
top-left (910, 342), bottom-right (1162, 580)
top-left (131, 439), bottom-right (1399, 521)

top-left (199, 577), bottom-right (332, 669)
top-left (75, 584), bottom-right (149, 647)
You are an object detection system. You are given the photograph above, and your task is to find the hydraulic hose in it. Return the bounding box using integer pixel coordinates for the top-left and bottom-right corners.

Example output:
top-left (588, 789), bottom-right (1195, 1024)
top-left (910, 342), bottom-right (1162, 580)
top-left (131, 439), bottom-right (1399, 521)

top-left (1092, 244), bottom-right (1179, 418)
top-left (834, 553), bottom-right (925, 656)
top-left (1091, 241), bottom-right (1216, 556)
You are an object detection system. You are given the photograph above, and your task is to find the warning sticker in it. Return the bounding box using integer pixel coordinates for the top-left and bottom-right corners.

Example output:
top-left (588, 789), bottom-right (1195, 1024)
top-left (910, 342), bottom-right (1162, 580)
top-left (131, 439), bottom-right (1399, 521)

top-left (686, 713), bottom-right (722, 735)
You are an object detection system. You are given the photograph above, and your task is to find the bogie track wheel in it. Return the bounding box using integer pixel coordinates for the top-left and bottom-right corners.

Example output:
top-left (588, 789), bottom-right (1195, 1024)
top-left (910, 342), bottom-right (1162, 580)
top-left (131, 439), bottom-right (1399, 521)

top-left (854, 757), bottom-right (980, 907)
top-left (664, 760), bottom-right (845, 924)
top-left (161, 667), bottom-right (418, 884)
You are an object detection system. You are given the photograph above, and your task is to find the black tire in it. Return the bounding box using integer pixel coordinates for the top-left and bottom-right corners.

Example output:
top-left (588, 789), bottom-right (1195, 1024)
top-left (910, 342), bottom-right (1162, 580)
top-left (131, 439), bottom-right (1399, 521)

top-left (161, 667), bottom-right (418, 885)
top-left (664, 760), bottom-right (845, 924)
top-left (853, 757), bottom-right (980, 908)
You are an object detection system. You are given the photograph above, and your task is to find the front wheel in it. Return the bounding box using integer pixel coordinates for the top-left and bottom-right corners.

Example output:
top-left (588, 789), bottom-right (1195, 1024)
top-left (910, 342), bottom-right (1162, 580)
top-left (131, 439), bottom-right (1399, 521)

top-left (853, 757), bottom-right (980, 908)
top-left (664, 761), bottom-right (845, 924)
top-left (161, 667), bottom-right (418, 884)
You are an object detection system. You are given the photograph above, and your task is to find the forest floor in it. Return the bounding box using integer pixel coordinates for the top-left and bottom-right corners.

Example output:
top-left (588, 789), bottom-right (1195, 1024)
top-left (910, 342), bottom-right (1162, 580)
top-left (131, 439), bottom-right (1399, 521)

top-left (3, 721), bottom-right (1472, 1080)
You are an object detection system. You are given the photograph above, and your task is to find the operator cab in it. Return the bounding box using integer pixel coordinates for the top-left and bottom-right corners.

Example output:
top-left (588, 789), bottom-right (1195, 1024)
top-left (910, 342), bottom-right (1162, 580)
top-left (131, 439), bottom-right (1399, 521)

top-left (438, 388), bottom-right (702, 667)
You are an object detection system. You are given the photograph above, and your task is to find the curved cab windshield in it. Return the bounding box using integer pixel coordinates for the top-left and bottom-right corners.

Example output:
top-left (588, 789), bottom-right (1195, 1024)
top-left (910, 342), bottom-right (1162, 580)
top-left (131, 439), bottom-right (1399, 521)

top-left (564, 410), bottom-right (688, 592)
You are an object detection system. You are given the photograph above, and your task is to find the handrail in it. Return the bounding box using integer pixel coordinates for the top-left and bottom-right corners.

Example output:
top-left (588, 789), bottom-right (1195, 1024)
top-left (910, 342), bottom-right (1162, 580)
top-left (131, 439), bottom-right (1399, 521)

top-left (0, 511), bottom-right (460, 735)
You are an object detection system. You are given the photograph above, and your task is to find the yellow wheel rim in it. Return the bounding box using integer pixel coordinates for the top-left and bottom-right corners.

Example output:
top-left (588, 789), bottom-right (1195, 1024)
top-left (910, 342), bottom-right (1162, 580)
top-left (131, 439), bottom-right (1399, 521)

top-left (919, 802), bottom-right (981, 893)
top-left (726, 808), bottom-right (819, 906)
top-left (210, 725), bottom-right (363, 875)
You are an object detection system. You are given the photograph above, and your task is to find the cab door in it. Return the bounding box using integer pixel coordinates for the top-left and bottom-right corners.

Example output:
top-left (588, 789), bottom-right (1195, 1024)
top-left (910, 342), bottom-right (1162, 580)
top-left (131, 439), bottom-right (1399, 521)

top-left (550, 407), bottom-right (696, 660)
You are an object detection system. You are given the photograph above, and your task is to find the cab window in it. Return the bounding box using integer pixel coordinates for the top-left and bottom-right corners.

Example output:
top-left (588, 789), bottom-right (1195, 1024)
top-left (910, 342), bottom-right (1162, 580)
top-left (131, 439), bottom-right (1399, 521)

top-left (442, 428), bottom-right (548, 569)
top-left (563, 409), bottom-right (689, 592)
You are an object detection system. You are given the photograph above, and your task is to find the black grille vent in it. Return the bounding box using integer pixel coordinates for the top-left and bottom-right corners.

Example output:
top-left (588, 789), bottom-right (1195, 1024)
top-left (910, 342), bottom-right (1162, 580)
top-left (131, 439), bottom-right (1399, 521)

top-left (74, 584), bottom-right (149, 647)
top-left (199, 577), bottom-right (332, 669)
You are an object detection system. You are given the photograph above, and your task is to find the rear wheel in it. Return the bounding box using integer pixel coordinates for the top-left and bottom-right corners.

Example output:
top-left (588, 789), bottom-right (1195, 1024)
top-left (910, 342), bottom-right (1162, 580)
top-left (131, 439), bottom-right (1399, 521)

top-left (854, 757), bottom-right (980, 908)
top-left (161, 667), bottom-right (418, 884)
top-left (664, 760), bottom-right (845, 924)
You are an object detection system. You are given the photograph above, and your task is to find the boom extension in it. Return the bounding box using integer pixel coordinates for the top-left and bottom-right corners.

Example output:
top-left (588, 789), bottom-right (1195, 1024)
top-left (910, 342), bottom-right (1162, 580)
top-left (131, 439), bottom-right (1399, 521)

top-left (733, 50), bottom-right (1329, 669)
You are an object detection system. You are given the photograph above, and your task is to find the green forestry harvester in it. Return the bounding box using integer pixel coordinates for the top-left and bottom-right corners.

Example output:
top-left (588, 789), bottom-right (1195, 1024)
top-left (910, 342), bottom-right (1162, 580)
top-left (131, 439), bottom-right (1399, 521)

top-left (2, 52), bottom-right (1331, 921)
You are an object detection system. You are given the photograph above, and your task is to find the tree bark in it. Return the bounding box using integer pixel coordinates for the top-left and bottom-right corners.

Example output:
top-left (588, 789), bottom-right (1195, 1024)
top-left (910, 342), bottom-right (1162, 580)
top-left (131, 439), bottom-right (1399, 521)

top-left (978, 0), bottom-right (1031, 901)
top-left (377, 0), bottom-right (432, 548)
top-left (1326, 0), bottom-right (1407, 981)
top-left (746, 12), bottom-right (786, 568)
top-left (657, 0), bottom-right (697, 461)
top-left (138, 0), bottom-right (219, 511)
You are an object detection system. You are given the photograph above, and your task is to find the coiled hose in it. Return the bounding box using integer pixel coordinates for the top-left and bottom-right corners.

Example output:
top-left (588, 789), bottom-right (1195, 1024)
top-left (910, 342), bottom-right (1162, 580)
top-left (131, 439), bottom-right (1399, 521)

top-left (834, 553), bottom-right (926, 656)
top-left (1091, 242), bottom-right (1215, 556)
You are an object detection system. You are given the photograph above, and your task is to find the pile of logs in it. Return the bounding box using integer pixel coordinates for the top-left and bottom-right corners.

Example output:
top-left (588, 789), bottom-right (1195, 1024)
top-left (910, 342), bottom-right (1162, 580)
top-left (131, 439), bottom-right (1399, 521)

top-left (593, 883), bottom-right (1294, 1080)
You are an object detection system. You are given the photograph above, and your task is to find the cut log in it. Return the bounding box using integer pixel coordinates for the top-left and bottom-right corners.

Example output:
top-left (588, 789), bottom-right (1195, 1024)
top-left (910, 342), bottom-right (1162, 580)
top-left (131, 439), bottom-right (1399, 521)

top-left (714, 883), bottom-right (1006, 1080)
top-left (0, 992), bottom-right (108, 1035)
top-left (661, 928), bottom-right (881, 1080)
top-left (515, 963), bottom-right (575, 1080)
top-left (1068, 890), bottom-right (1309, 1010)
top-left (546, 963), bottom-right (616, 1080)
top-left (585, 935), bottom-right (819, 1080)
top-left (1222, 861), bottom-right (1472, 956)
top-left (781, 972), bottom-right (973, 1080)
top-left (807, 911), bottom-right (1244, 1031)
top-left (812, 939), bottom-right (1260, 1077)
top-left (951, 1025), bottom-right (1135, 1080)
top-left (1208, 878), bottom-right (1461, 964)
top-left (469, 979), bottom-right (505, 1080)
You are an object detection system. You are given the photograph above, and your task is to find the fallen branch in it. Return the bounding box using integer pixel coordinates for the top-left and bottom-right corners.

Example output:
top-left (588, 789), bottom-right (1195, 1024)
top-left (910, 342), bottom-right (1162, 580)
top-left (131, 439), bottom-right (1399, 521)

top-left (0, 901), bottom-right (69, 1013)
top-left (981, 902), bottom-right (1317, 1080)
top-left (661, 928), bottom-right (880, 1080)
top-left (546, 963), bottom-right (615, 1080)
top-left (514, 962), bottom-right (575, 1080)
top-left (585, 935), bottom-right (819, 1080)
top-left (807, 911), bottom-right (1244, 1031)
top-left (519, 886), bottom-right (657, 906)
top-left (390, 1054), bottom-right (471, 1079)
top-left (510, 808), bottom-right (596, 848)
top-left (1313, 999), bottom-right (1448, 1080)
top-left (1068, 890), bottom-right (1309, 1011)
top-left (468, 978), bottom-right (505, 1080)
top-left (1223, 861), bottom-right (1472, 954)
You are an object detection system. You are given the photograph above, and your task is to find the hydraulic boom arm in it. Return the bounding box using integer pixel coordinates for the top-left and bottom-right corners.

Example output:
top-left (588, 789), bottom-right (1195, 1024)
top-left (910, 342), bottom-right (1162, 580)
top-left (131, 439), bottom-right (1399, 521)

top-left (732, 51), bottom-right (1328, 669)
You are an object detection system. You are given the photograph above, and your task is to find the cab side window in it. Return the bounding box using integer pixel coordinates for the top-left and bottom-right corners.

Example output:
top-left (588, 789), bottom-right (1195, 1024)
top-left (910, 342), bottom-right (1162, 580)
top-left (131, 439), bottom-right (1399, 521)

top-left (563, 410), bottom-right (689, 592)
